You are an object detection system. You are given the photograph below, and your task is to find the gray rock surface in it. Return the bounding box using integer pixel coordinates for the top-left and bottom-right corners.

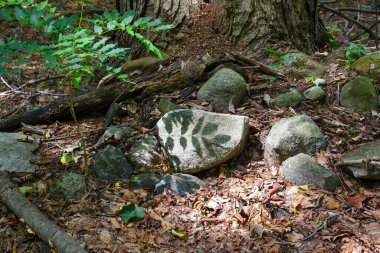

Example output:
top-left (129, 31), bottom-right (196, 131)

top-left (155, 173), bottom-right (205, 196)
top-left (156, 109), bottom-right (249, 173)
top-left (340, 77), bottom-right (379, 112)
top-left (303, 86), bottom-right (325, 101)
top-left (264, 115), bottom-right (326, 165)
top-left (96, 126), bottom-right (134, 147)
top-left (269, 89), bottom-right (302, 108)
top-left (127, 135), bottom-right (161, 170)
top-left (352, 52), bottom-right (380, 80)
top-left (158, 97), bottom-right (180, 114)
top-left (50, 173), bottom-right (86, 200)
top-left (197, 68), bottom-right (247, 112)
top-left (130, 173), bottom-right (162, 190)
top-left (280, 153), bottom-right (340, 191)
top-left (91, 145), bottom-right (133, 180)
top-left (339, 140), bottom-right (380, 180)
top-left (0, 133), bottom-right (36, 173)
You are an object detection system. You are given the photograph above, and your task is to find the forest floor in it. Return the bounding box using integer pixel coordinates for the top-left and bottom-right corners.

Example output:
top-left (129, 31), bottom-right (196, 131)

top-left (1, 1), bottom-right (380, 253)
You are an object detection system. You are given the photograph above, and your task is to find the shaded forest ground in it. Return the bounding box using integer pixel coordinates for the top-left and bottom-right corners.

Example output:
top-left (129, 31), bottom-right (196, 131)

top-left (0, 1), bottom-right (380, 252)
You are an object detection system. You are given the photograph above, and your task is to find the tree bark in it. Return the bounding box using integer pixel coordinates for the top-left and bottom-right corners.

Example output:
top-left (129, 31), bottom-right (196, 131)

top-left (115, 0), bottom-right (327, 56)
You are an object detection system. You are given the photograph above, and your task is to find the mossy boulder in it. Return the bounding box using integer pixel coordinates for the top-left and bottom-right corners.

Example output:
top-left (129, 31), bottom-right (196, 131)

top-left (197, 68), bottom-right (247, 112)
top-left (158, 98), bottom-right (180, 114)
top-left (340, 77), bottom-right (379, 112)
top-left (270, 89), bottom-right (302, 108)
top-left (50, 173), bottom-right (86, 200)
top-left (352, 52), bottom-right (380, 80)
top-left (303, 86), bottom-right (325, 101)
top-left (287, 53), bottom-right (326, 79)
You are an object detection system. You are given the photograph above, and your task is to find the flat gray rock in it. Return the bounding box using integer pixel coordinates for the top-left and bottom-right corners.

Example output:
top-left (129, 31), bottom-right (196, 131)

top-left (264, 115), bottom-right (326, 165)
top-left (156, 109), bottom-right (249, 173)
top-left (197, 68), bottom-right (247, 112)
top-left (127, 135), bottom-right (161, 170)
top-left (303, 86), bottom-right (325, 101)
top-left (339, 140), bottom-right (380, 180)
top-left (130, 173), bottom-right (162, 190)
top-left (155, 173), bottom-right (205, 196)
top-left (269, 89), bottom-right (302, 108)
top-left (0, 133), bottom-right (35, 173)
top-left (280, 153), bottom-right (340, 191)
top-left (340, 77), bottom-right (379, 112)
top-left (50, 173), bottom-right (86, 200)
top-left (91, 145), bottom-right (133, 180)
top-left (96, 126), bottom-right (134, 147)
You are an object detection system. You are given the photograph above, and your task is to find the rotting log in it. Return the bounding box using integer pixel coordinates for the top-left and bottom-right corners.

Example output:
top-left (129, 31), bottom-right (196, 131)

top-left (0, 172), bottom-right (87, 253)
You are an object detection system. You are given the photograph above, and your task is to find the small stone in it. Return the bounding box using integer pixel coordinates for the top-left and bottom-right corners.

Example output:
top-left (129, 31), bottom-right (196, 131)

top-left (269, 89), bottom-right (302, 108)
top-left (127, 135), bottom-right (161, 170)
top-left (339, 140), bottom-right (380, 180)
top-left (130, 173), bottom-right (162, 190)
top-left (96, 126), bottom-right (134, 147)
top-left (264, 115), bottom-right (326, 165)
top-left (340, 76), bottom-right (379, 112)
top-left (280, 153), bottom-right (340, 191)
top-left (303, 86), bottom-right (325, 101)
top-left (155, 173), bottom-right (205, 196)
top-left (197, 68), bottom-right (247, 112)
top-left (91, 145), bottom-right (133, 180)
top-left (158, 98), bottom-right (180, 114)
top-left (312, 78), bottom-right (326, 86)
top-left (50, 173), bottom-right (86, 200)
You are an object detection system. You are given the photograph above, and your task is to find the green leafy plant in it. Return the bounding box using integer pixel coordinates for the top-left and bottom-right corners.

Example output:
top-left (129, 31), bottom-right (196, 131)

top-left (118, 203), bottom-right (145, 224)
top-left (264, 48), bottom-right (302, 82)
top-left (344, 43), bottom-right (367, 64)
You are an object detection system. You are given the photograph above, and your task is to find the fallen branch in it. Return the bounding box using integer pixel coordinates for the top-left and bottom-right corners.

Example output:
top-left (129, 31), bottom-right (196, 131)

top-left (0, 172), bottom-right (86, 253)
top-left (336, 157), bottom-right (380, 167)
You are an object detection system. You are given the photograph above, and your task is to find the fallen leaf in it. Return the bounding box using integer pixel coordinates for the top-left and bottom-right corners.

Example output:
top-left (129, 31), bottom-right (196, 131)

top-left (325, 199), bottom-right (340, 210)
top-left (172, 229), bottom-right (186, 239)
top-left (347, 194), bottom-right (367, 208)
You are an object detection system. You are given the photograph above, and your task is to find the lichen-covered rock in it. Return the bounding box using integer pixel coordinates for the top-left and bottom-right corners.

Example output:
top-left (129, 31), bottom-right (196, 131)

top-left (287, 53), bottom-right (326, 78)
top-left (303, 86), bottom-right (325, 101)
top-left (130, 173), bottom-right (162, 190)
top-left (339, 140), bottom-right (380, 180)
top-left (50, 173), bottom-right (86, 200)
top-left (197, 68), bottom-right (247, 112)
top-left (158, 97), bottom-right (180, 114)
top-left (352, 52), bottom-right (380, 80)
top-left (0, 133), bottom-right (36, 173)
top-left (269, 89), bottom-right (302, 108)
top-left (127, 135), bottom-right (161, 170)
top-left (155, 173), bottom-right (205, 196)
top-left (96, 126), bottom-right (134, 147)
top-left (340, 77), bottom-right (379, 112)
top-left (264, 115), bottom-right (326, 165)
top-left (91, 145), bottom-right (133, 180)
top-left (156, 109), bottom-right (249, 173)
top-left (280, 154), bottom-right (340, 191)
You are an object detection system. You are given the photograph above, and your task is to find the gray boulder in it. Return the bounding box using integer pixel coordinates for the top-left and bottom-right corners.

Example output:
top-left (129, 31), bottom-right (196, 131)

top-left (339, 140), bottom-right (380, 180)
top-left (197, 68), bottom-right (247, 112)
top-left (50, 173), bottom-right (86, 200)
top-left (96, 126), bottom-right (134, 147)
top-left (269, 89), bottom-right (302, 108)
top-left (155, 173), bottom-right (205, 196)
top-left (91, 145), bottom-right (133, 180)
top-left (280, 153), bottom-right (340, 191)
top-left (130, 173), bottom-right (162, 190)
top-left (264, 115), bottom-right (326, 165)
top-left (0, 133), bottom-right (36, 173)
top-left (303, 86), bottom-right (325, 101)
top-left (352, 52), bottom-right (380, 80)
top-left (127, 135), bottom-right (161, 170)
top-left (340, 77), bottom-right (379, 112)
top-left (156, 109), bottom-right (249, 173)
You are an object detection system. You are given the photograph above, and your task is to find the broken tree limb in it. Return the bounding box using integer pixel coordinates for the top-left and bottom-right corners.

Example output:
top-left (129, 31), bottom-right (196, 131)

top-left (336, 157), bottom-right (380, 167)
top-left (0, 172), bottom-right (86, 253)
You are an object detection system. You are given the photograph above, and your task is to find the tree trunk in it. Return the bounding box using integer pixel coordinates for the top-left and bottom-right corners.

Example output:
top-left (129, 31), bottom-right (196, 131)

top-left (115, 0), bottom-right (327, 56)
top-left (214, 0), bottom-right (327, 54)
